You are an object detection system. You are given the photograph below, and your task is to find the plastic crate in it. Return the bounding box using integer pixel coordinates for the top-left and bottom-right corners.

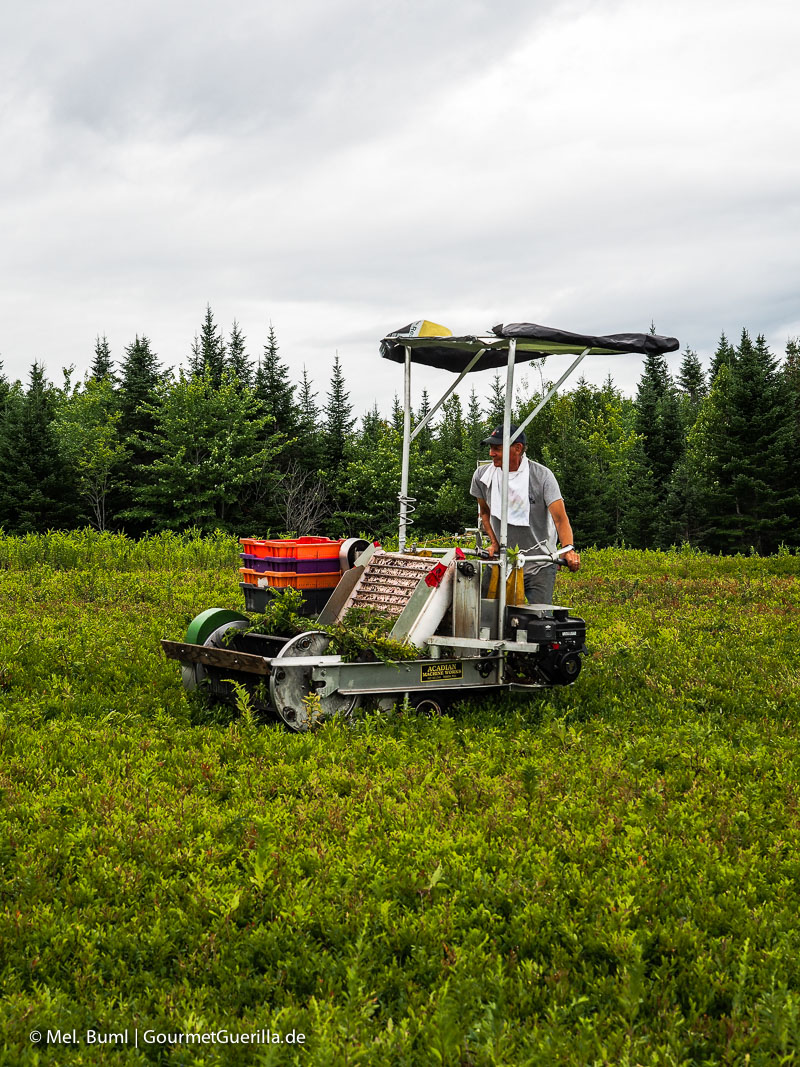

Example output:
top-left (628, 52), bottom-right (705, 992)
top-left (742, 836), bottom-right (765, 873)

top-left (294, 572), bottom-right (340, 589)
top-left (295, 558), bottom-right (340, 574)
top-left (239, 567), bottom-right (265, 585)
top-left (240, 582), bottom-right (331, 616)
top-left (256, 571), bottom-right (296, 588)
top-left (239, 553), bottom-right (293, 573)
top-left (239, 538), bottom-right (271, 559)
top-left (264, 537), bottom-right (344, 560)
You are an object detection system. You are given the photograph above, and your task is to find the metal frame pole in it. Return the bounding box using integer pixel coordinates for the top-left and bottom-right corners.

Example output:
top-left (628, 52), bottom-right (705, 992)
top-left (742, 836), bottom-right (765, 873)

top-left (497, 338), bottom-right (516, 635)
top-left (398, 345), bottom-right (412, 552)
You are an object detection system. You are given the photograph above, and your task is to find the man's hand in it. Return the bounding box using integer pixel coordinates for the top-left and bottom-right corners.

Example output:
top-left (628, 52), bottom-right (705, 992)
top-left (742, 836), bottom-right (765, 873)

top-left (562, 549), bottom-right (580, 572)
top-left (486, 540), bottom-right (499, 559)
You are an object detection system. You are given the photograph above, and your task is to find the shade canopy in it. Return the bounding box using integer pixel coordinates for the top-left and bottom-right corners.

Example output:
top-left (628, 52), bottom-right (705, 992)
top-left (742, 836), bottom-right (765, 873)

top-left (381, 321), bottom-right (680, 373)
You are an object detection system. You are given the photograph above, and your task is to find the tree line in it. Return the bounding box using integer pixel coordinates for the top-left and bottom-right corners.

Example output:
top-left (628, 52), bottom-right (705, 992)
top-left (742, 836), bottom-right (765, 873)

top-left (0, 307), bottom-right (798, 554)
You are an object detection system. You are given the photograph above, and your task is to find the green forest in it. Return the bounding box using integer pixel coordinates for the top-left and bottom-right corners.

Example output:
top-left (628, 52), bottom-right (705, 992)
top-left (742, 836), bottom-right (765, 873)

top-left (1, 306), bottom-right (798, 553)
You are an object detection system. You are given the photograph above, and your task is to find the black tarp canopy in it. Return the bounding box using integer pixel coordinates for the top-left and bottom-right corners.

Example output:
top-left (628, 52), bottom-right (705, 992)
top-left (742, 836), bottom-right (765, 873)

top-left (381, 322), bottom-right (680, 373)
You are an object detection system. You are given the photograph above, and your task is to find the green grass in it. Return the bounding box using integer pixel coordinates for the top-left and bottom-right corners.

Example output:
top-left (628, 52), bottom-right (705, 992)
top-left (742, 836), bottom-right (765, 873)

top-left (1, 534), bottom-right (799, 1065)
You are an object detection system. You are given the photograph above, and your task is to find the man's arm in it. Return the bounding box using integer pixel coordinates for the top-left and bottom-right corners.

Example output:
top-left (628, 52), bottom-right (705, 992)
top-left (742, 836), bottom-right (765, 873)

top-left (548, 498), bottom-right (581, 572)
top-left (476, 498), bottom-right (499, 557)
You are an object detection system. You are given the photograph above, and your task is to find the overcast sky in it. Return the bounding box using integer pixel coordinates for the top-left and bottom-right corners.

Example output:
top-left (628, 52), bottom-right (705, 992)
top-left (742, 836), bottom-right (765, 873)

top-left (2, 0), bottom-right (798, 416)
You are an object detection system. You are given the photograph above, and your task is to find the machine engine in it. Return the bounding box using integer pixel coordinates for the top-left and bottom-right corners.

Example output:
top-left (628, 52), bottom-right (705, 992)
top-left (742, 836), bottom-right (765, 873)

top-left (505, 605), bottom-right (587, 685)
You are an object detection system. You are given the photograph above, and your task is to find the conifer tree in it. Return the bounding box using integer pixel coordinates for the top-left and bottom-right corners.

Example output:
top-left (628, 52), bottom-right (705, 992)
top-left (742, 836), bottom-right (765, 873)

top-left (90, 335), bottom-right (115, 382)
top-left (361, 403), bottom-right (383, 445)
top-left (486, 373), bottom-right (506, 428)
top-left (0, 358), bottom-right (8, 413)
top-left (226, 321), bottom-right (254, 387)
top-left (254, 323), bottom-right (298, 435)
top-left (621, 436), bottom-right (658, 548)
top-left (391, 395), bottom-right (404, 433)
top-left (322, 352), bottom-right (355, 474)
top-left (116, 335), bottom-right (163, 531)
top-left (709, 331), bottom-right (735, 381)
top-left (701, 330), bottom-right (795, 552)
top-left (297, 367), bottom-right (324, 472)
top-left (677, 347), bottom-right (707, 410)
top-left (414, 389), bottom-right (434, 452)
top-left (464, 389), bottom-right (483, 450)
top-left (118, 335), bottom-right (162, 440)
top-left (783, 337), bottom-right (800, 537)
top-left (784, 338), bottom-right (800, 437)
top-left (630, 350), bottom-right (684, 545)
top-left (124, 372), bottom-right (280, 532)
top-left (189, 306), bottom-right (227, 387)
top-left (0, 363), bottom-right (78, 531)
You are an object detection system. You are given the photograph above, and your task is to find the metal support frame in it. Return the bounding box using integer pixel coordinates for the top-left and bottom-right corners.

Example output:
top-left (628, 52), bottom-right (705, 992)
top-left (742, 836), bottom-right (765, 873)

top-left (497, 338), bottom-right (516, 637)
top-left (398, 345), bottom-right (413, 551)
top-left (397, 338), bottom-right (589, 570)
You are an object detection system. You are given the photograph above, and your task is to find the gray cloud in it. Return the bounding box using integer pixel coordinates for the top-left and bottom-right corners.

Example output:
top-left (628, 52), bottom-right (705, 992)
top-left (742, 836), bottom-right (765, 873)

top-left (1, 0), bottom-right (798, 414)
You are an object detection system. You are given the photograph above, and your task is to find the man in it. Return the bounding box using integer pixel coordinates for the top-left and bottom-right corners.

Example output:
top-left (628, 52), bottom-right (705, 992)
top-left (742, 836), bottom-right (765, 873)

top-left (469, 425), bottom-right (580, 604)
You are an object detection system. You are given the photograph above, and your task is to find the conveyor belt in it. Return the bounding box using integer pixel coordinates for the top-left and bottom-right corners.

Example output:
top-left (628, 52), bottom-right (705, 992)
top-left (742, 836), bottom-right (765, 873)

top-left (343, 551), bottom-right (434, 617)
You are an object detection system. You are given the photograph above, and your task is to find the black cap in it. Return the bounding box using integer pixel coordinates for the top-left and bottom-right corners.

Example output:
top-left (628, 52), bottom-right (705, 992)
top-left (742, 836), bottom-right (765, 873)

top-left (481, 424), bottom-right (527, 447)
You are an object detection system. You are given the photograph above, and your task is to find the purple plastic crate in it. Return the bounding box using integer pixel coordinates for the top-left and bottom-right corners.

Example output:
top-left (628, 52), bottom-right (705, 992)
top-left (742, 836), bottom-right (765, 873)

top-left (240, 553), bottom-right (293, 573)
top-left (296, 558), bottom-right (341, 574)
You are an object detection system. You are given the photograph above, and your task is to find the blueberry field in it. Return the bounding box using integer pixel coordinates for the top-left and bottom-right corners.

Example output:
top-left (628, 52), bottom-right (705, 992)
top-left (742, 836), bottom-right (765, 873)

top-left (1, 531), bottom-right (799, 1065)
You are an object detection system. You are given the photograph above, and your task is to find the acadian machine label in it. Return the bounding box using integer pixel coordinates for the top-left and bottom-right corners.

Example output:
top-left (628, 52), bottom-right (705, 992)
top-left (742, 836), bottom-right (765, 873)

top-left (420, 662), bottom-right (463, 683)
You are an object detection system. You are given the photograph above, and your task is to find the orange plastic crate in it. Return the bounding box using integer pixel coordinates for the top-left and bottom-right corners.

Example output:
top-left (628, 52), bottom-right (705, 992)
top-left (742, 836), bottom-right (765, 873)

top-left (294, 572), bottom-right (340, 589)
top-left (261, 536), bottom-right (344, 560)
top-left (299, 539), bottom-right (343, 561)
top-left (239, 567), bottom-right (264, 585)
top-left (239, 538), bottom-right (271, 559)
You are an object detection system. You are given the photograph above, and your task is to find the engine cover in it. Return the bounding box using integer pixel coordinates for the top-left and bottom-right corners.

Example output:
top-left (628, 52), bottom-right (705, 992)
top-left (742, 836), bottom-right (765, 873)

top-left (504, 606), bottom-right (587, 685)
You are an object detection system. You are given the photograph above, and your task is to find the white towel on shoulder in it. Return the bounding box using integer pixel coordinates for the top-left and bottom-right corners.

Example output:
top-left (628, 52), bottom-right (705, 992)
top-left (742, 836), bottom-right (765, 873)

top-left (479, 455), bottom-right (530, 525)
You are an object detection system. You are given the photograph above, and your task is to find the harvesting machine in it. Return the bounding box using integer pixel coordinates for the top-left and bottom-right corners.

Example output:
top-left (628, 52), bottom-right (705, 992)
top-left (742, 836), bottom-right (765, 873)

top-left (162, 321), bottom-right (678, 730)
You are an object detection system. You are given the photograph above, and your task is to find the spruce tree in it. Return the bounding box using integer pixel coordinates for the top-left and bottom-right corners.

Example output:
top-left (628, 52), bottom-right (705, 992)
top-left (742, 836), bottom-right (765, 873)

top-left (631, 351), bottom-right (684, 545)
top-left (189, 306), bottom-right (227, 387)
top-left (254, 323), bottom-right (298, 437)
top-left (677, 347), bottom-right (707, 409)
top-left (118, 335), bottom-right (162, 440)
top-left (322, 352), bottom-right (355, 473)
top-left (297, 367), bottom-right (324, 472)
top-left (709, 331), bottom-right (735, 381)
top-left (90, 335), bottom-right (115, 382)
top-left (226, 321), bottom-right (254, 387)
top-left (702, 330), bottom-right (795, 552)
top-left (0, 363), bottom-right (79, 531)
top-left (116, 335), bottom-right (163, 531)
top-left (361, 403), bottom-right (383, 446)
top-left (0, 358), bottom-right (8, 414)
top-left (783, 338), bottom-right (800, 538)
top-left (414, 389), bottom-right (434, 452)
top-left (486, 373), bottom-right (506, 428)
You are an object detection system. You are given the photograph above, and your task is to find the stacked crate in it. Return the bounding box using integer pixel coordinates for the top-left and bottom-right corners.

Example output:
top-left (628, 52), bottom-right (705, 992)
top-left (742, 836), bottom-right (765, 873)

top-left (239, 537), bottom-right (344, 613)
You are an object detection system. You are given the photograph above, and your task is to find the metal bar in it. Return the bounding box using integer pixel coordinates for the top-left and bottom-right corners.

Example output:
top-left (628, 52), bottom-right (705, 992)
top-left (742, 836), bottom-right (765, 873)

top-left (498, 338), bottom-right (516, 636)
top-left (510, 349), bottom-right (590, 444)
top-left (427, 635), bottom-right (541, 651)
top-left (410, 348), bottom-right (486, 441)
top-left (398, 345), bottom-right (413, 551)
top-left (160, 640), bottom-right (272, 675)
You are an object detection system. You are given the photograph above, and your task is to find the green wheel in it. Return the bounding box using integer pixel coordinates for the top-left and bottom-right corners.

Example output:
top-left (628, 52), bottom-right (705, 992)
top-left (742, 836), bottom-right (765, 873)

top-left (186, 608), bottom-right (249, 647)
top-left (182, 608), bottom-right (251, 692)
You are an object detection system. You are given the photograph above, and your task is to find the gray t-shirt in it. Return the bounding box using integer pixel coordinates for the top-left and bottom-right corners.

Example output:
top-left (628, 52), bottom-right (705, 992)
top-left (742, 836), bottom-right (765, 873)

top-left (469, 458), bottom-right (562, 575)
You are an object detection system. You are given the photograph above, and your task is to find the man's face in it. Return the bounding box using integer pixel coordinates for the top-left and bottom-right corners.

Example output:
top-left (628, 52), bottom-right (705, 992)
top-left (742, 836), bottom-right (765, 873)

top-left (488, 442), bottom-right (524, 468)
